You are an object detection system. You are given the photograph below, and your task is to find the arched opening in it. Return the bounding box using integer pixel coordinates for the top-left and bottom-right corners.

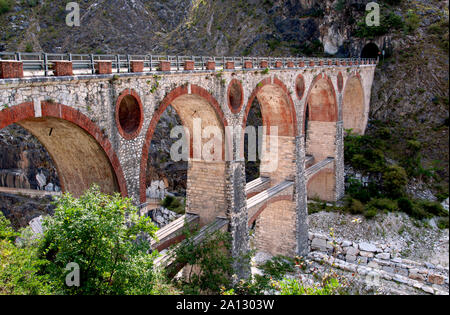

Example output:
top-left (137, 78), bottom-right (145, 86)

top-left (343, 76), bottom-right (366, 134)
top-left (228, 79), bottom-right (244, 113)
top-left (140, 85), bottom-right (227, 226)
top-left (143, 105), bottom-right (188, 227)
top-left (0, 102), bottom-right (125, 199)
top-left (361, 42), bottom-right (379, 59)
top-left (116, 89), bottom-right (143, 140)
top-left (0, 123), bottom-right (60, 229)
top-left (305, 75), bottom-right (338, 202)
top-left (243, 78), bottom-right (297, 256)
top-left (242, 79), bottom-right (297, 187)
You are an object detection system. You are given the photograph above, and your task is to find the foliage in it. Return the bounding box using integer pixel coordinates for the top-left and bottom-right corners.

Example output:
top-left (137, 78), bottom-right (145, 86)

top-left (0, 213), bottom-right (52, 295)
top-left (0, 0), bottom-right (13, 15)
top-left (39, 185), bottom-right (160, 295)
top-left (277, 273), bottom-right (345, 295)
top-left (437, 217), bottom-right (449, 230)
top-left (382, 165), bottom-right (408, 198)
top-left (345, 197), bottom-right (365, 215)
top-left (354, 9), bottom-right (404, 38)
top-left (173, 229), bottom-right (234, 295)
top-left (259, 255), bottom-right (296, 280)
top-left (161, 195), bottom-right (185, 214)
top-left (404, 9), bottom-right (420, 33)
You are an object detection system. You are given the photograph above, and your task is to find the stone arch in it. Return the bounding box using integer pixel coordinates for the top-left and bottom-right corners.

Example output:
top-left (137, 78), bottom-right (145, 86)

top-left (0, 102), bottom-right (127, 197)
top-left (343, 75), bottom-right (366, 134)
top-left (361, 42), bottom-right (380, 59)
top-left (242, 77), bottom-right (298, 185)
top-left (304, 74), bottom-right (338, 201)
top-left (139, 84), bottom-right (228, 225)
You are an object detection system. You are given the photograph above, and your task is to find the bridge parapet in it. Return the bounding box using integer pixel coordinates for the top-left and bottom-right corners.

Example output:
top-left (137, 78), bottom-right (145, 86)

top-left (0, 52), bottom-right (377, 79)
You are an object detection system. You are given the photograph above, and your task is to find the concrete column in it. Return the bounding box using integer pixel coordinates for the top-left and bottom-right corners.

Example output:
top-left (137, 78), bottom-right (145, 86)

top-left (226, 159), bottom-right (250, 279)
top-left (335, 121), bottom-right (345, 200)
top-left (295, 135), bottom-right (309, 256)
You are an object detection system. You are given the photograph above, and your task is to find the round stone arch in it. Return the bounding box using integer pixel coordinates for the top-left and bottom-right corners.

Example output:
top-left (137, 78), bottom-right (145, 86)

top-left (342, 74), bottom-right (366, 134)
top-left (303, 73), bottom-right (338, 132)
top-left (241, 77), bottom-right (298, 184)
top-left (303, 74), bottom-right (338, 202)
top-left (0, 102), bottom-right (128, 197)
top-left (139, 84), bottom-right (228, 205)
top-left (115, 89), bottom-right (144, 140)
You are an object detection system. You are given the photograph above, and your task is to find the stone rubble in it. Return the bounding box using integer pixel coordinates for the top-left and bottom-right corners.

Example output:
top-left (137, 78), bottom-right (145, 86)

top-left (308, 232), bottom-right (449, 295)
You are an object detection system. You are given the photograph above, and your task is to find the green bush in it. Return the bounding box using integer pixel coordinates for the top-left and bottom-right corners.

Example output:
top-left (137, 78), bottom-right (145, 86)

top-left (0, 0), bottom-right (13, 14)
top-left (174, 229), bottom-right (234, 295)
top-left (260, 256), bottom-right (296, 280)
top-left (364, 207), bottom-right (378, 219)
top-left (0, 214), bottom-right (52, 295)
top-left (397, 197), bottom-right (414, 215)
top-left (418, 201), bottom-right (447, 217)
top-left (437, 217), bottom-right (449, 230)
top-left (368, 198), bottom-right (398, 212)
top-left (40, 185), bottom-right (160, 295)
top-left (382, 165), bottom-right (407, 198)
top-left (345, 198), bottom-right (365, 215)
top-left (161, 195), bottom-right (185, 214)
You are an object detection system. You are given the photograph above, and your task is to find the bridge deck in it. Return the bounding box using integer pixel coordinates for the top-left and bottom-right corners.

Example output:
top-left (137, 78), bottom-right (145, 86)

top-left (153, 217), bottom-right (229, 273)
top-left (305, 157), bottom-right (335, 180)
top-left (150, 213), bottom-right (200, 252)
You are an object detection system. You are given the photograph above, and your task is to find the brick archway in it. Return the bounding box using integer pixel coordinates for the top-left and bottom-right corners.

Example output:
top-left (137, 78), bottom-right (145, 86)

top-left (242, 77), bottom-right (298, 137)
top-left (304, 74), bottom-right (339, 202)
top-left (0, 102), bottom-right (128, 197)
top-left (303, 73), bottom-right (338, 133)
top-left (139, 84), bottom-right (228, 208)
top-left (241, 77), bottom-right (298, 185)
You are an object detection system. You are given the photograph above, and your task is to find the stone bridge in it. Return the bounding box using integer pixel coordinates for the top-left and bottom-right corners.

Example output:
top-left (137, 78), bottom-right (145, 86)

top-left (0, 53), bottom-right (376, 276)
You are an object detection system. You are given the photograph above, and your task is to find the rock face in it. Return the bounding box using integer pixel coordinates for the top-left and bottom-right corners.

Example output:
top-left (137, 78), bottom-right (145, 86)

top-left (146, 105), bottom-right (188, 196)
top-left (0, 125), bottom-right (60, 191)
top-left (0, 192), bottom-right (55, 230)
top-left (148, 207), bottom-right (181, 228)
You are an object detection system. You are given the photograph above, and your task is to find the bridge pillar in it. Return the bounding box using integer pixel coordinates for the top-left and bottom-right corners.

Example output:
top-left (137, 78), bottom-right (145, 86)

top-left (226, 160), bottom-right (250, 279)
top-left (295, 136), bottom-right (309, 256)
top-left (186, 159), bottom-right (227, 226)
top-left (335, 121), bottom-right (345, 200)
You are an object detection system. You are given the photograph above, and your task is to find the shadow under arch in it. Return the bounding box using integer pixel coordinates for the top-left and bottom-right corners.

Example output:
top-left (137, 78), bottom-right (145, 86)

top-left (304, 74), bottom-right (338, 201)
top-left (343, 74), bottom-right (366, 134)
top-left (241, 77), bottom-right (298, 185)
top-left (0, 102), bottom-right (128, 197)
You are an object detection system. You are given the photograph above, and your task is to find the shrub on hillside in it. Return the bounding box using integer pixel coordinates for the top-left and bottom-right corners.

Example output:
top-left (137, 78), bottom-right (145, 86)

top-left (0, 214), bottom-right (52, 295)
top-left (382, 165), bottom-right (408, 198)
top-left (40, 185), bottom-right (161, 295)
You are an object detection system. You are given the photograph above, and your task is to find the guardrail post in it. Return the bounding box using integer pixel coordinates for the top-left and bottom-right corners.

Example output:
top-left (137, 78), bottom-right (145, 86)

top-left (127, 55), bottom-right (131, 72)
top-left (149, 55), bottom-right (153, 71)
top-left (44, 53), bottom-right (48, 76)
top-left (15, 52), bottom-right (21, 61)
top-left (201, 56), bottom-right (204, 70)
top-left (116, 55), bottom-right (120, 73)
top-left (90, 54), bottom-right (95, 74)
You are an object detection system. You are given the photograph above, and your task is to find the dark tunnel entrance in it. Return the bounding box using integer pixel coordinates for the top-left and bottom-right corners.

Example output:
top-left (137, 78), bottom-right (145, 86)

top-left (361, 42), bottom-right (380, 59)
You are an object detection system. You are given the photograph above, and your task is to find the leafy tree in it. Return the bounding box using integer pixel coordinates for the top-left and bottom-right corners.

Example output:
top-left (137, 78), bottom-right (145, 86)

top-left (39, 185), bottom-right (160, 295)
top-left (0, 214), bottom-right (52, 295)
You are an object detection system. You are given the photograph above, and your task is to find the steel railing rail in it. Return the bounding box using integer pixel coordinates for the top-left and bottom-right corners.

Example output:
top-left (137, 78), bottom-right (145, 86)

top-left (0, 52), bottom-right (377, 78)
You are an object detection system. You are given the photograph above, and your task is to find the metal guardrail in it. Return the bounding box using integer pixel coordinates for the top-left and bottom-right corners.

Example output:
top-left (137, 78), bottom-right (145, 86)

top-left (0, 52), bottom-right (377, 77)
